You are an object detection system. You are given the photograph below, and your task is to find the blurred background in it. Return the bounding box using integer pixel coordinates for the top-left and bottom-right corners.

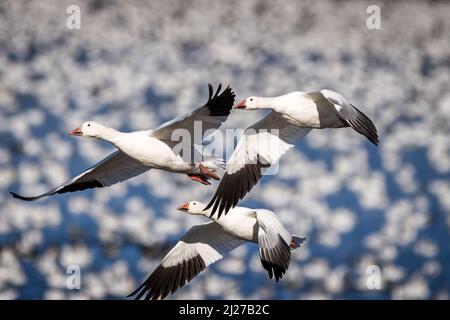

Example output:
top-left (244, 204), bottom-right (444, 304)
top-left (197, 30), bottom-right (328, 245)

top-left (1, 0), bottom-right (450, 300)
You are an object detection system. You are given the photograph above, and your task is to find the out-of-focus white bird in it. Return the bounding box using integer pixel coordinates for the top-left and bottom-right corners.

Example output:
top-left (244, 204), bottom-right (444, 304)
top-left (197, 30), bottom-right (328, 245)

top-left (129, 201), bottom-right (306, 300)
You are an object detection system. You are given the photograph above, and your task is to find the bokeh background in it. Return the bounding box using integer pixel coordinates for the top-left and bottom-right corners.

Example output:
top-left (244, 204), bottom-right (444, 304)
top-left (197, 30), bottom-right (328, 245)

top-left (1, 0), bottom-right (450, 300)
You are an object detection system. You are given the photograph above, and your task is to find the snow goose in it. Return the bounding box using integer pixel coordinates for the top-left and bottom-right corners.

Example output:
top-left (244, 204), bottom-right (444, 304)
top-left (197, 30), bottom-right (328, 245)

top-left (234, 89), bottom-right (378, 145)
top-left (128, 201), bottom-right (306, 300)
top-left (205, 89), bottom-right (379, 217)
top-left (11, 84), bottom-right (234, 201)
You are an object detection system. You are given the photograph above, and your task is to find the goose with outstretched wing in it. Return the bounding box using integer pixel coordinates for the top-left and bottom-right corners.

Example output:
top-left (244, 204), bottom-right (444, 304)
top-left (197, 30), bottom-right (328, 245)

top-left (11, 84), bottom-right (235, 201)
top-left (128, 201), bottom-right (306, 300)
top-left (205, 89), bottom-right (378, 217)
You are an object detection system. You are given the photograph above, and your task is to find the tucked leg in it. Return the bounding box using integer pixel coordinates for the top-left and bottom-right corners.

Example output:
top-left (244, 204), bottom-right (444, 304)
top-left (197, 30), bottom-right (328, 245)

top-left (187, 174), bottom-right (211, 185)
top-left (199, 164), bottom-right (220, 180)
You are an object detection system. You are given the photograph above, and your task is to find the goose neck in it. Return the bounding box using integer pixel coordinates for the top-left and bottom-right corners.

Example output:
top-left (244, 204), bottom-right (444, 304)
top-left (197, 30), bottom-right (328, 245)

top-left (99, 127), bottom-right (121, 144)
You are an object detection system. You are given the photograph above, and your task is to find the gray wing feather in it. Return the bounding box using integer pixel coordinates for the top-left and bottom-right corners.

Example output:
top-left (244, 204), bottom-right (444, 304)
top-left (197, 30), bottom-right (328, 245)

top-left (320, 90), bottom-right (378, 145)
top-left (256, 209), bottom-right (292, 282)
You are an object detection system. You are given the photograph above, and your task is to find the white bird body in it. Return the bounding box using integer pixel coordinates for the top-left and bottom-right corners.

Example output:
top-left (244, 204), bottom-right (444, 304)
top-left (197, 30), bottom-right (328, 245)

top-left (260, 92), bottom-right (322, 128)
top-left (209, 206), bottom-right (258, 242)
top-left (283, 92), bottom-right (341, 128)
top-left (241, 91), bottom-right (349, 129)
top-left (109, 130), bottom-right (194, 173)
top-left (129, 201), bottom-right (306, 300)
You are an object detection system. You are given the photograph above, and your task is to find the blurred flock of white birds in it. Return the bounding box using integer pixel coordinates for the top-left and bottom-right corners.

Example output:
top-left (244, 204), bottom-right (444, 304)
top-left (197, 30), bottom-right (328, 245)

top-left (0, 0), bottom-right (450, 299)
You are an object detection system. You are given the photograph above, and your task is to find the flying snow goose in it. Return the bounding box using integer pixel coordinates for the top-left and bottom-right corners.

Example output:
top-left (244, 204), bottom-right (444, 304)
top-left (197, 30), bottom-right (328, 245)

top-left (234, 89), bottom-right (378, 145)
top-left (205, 89), bottom-right (379, 217)
top-left (128, 201), bottom-right (306, 300)
top-left (11, 84), bottom-right (235, 201)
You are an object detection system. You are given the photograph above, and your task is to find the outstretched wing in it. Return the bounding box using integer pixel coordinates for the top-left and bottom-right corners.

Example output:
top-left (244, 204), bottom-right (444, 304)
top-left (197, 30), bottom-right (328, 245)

top-left (151, 84), bottom-right (235, 151)
top-left (128, 222), bottom-right (244, 300)
top-left (256, 209), bottom-right (292, 282)
top-left (10, 151), bottom-right (150, 201)
top-left (320, 89), bottom-right (378, 145)
top-left (204, 112), bottom-right (311, 217)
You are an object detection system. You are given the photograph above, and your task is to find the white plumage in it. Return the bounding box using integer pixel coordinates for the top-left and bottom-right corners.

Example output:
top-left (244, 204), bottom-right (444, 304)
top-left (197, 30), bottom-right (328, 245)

top-left (11, 84), bottom-right (235, 201)
top-left (206, 89), bottom-right (378, 217)
top-left (129, 201), bottom-right (306, 300)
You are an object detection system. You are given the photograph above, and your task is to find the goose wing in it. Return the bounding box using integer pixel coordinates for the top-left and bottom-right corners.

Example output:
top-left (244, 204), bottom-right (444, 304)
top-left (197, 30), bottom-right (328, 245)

top-left (128, 222), bottom-right (244, 300)
top-left (151, 84), bottom-right (235, 151)
top-left (320, 89), bottom-right (378, 145)
top-left (11, 151), bottom-right (150, 201)
top-left (204, 112), bottom-right (311, 217)
top-left (256, 209), bottom-right (292, 282)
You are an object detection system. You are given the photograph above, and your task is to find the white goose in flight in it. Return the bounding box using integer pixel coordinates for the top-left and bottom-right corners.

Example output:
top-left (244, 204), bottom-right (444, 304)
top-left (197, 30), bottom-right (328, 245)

top-left (128, 201), bottom-right (306, 300)
top-left (11, 84), bottom-right (235, 201)
top-left (205, 89), bottom-right (378, 217)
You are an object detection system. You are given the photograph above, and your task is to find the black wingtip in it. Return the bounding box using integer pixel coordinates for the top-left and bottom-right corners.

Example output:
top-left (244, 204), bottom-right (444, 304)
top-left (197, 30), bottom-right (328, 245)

top-left (207, 83), bottom-right (213, 100)
top-left (10, 191), bottom-right (37, 201)
top-left (130, 255), bottom-right (206, 300)
top-left (206, 203), bottom-right (225, 219)
top-left (126, 282), bottom-right (145, 298)
top-left (348, 106), bottom-right (379, 147)
top-left (203, 83), bottom-right (235, 117)
top-left (363, 129), bottom-right (379, 146)
top-left (204, 162), bottom-right (264, 218)
top-left (215, 83), bottom-right (222, 97)
top-left (370, 134), bottom-right (379, 146)
top-left (260, 236), bottom-right (291, 282)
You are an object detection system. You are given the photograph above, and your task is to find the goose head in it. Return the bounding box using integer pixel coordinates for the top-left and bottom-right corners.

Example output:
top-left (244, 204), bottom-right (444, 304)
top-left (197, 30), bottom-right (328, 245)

top-left (69, 121), bottom-right (105, 138)
top-left (234, 96), bottom-right (266, 110)
top-left (177, 201), bottom-right (208, 216)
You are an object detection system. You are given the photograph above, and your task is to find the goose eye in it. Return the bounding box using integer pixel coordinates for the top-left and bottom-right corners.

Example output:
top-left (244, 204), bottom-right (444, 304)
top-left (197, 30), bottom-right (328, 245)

top-left (250, 98), bottom-right (253, 101)
top-left (87, 124), bottom-right (91, 127)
